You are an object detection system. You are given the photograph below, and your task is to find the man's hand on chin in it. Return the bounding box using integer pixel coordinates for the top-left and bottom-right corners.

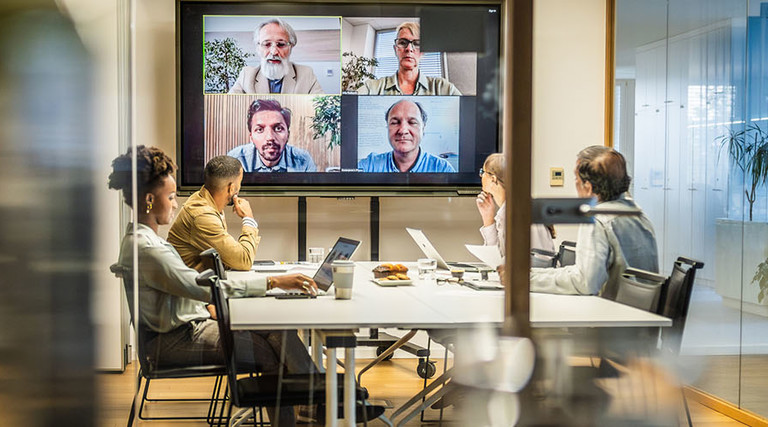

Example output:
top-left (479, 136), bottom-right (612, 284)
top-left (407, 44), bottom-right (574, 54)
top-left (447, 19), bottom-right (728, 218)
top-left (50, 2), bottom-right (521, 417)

top-left (232, 195), bottom-right (254, 219)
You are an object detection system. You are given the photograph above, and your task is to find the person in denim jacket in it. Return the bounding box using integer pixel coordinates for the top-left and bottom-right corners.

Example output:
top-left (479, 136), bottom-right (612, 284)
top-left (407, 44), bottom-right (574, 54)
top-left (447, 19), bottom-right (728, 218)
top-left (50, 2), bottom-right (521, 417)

top-left (530, 146), bottom-right (659, 298)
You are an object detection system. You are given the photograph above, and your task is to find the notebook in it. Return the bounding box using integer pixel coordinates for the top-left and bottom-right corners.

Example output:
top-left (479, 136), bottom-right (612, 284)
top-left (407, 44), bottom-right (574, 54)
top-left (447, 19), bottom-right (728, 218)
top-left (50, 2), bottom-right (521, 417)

top-left (267, 237), bottom-right (361, 296)
top-left (405, 227), bottom-right (488, 271)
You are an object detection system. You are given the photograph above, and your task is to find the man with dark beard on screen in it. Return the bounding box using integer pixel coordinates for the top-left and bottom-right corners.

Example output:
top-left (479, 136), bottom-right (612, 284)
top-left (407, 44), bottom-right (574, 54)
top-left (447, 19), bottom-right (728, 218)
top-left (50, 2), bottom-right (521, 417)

top-left (229, 18), bottom-right (324, 94)
top-left (227, 99), bottom-right (317, 172)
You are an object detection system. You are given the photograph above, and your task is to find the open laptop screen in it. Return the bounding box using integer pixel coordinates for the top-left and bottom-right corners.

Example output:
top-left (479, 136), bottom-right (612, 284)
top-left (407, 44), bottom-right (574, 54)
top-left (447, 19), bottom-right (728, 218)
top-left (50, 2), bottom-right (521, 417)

top-left (313, 237), bottom-right (361, 291)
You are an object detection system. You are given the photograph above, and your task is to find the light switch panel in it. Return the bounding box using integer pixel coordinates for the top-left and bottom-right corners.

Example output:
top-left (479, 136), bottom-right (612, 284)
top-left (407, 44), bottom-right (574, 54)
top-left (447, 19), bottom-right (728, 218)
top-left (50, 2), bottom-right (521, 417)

top-left (550, 167), bottom-right (564, 186)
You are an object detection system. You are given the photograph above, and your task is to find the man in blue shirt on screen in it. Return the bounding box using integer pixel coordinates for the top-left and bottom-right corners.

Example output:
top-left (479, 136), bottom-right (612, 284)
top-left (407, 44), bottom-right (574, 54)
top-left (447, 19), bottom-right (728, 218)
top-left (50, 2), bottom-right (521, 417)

top-left (228, 99), bottom-right (317, 173)
top-left (357, 99), bottom-right (455, 173)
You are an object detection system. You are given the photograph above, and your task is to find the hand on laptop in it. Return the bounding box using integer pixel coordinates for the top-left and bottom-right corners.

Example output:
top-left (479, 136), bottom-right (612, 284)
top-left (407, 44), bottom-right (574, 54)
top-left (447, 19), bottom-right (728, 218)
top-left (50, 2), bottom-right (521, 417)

top-left (269, 273), bottom-right (318, 296)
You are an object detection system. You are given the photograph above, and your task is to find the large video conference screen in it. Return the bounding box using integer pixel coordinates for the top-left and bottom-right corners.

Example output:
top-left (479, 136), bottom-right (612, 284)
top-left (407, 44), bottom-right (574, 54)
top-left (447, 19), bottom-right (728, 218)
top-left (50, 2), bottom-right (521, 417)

top-left (178, 1), bottom-right (501, 194)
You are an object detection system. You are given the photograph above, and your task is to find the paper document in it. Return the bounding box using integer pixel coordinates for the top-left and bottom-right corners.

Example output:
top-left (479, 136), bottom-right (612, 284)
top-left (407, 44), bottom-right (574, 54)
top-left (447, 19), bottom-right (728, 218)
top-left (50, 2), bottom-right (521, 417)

top-left (465, 244), bottom-right (503, 268)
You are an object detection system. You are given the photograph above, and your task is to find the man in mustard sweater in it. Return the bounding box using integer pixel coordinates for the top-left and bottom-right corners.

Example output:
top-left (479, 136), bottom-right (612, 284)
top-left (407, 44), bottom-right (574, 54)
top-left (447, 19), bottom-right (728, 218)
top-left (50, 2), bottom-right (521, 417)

top-left (168, 155), bottom-right (260, 271)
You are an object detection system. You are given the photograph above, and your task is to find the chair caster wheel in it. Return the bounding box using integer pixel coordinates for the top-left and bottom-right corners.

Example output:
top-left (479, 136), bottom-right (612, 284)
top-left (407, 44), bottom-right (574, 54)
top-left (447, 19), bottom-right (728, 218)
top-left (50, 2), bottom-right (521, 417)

top-left (376, 345), bottom-right (394, 361)
top-left (417, 360), bottom-right (436, 379)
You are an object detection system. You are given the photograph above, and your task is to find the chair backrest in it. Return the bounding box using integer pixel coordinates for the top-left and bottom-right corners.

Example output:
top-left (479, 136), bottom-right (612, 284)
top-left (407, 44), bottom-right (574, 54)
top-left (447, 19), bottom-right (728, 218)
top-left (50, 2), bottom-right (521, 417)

top-left (196, 269), bottom-right (241, 404)
top-left (657, 256), bottom-right (704, 354)
top-left (530, 248), bottom-right (558, 268)
top-left (614, 267), bottom-right (667, 312)
top-left (200, 248), bottom-right (227, 279)
top-left (110, 263), bottom-right (155, 375)
top-left (558, 240), bottom-right (577, 267)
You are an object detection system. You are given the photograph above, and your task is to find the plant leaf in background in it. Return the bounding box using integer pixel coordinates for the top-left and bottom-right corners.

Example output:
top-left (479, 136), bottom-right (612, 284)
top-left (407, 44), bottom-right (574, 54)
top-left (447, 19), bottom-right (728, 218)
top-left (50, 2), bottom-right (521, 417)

top-left (717, 123), bottom-right (768, 221)
top-left (311, 96), bottom-right (341, 150)
top-left (751, 258), bottom-right (768, 304)
top-left (341, 52), bottom-right (378, 93)
top-left (204, 38), bottom-right (252, 93)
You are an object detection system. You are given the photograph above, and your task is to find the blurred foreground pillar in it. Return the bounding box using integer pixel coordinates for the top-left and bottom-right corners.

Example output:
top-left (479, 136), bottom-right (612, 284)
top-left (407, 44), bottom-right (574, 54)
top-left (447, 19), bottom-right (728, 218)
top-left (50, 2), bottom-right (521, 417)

top-left (0, 4), bottom-right (95, 426)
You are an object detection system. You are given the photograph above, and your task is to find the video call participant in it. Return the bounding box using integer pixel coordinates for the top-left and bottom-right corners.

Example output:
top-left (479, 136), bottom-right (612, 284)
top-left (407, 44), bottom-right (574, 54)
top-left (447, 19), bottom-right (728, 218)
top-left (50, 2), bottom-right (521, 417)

top-left (530, 146), bottom-right (659, 298)
top-left (228, 99), bottom-right (317, 172)
top-left (110, 146), bottom-right (318, 427)
top-left (229, 18), bottom-right (324, 94)
top-left (357, 99), bottom-right (455, 173)
top-left (168, 155), bottom-right (259, 271)
top-left (357, 22), bottom-right (460, 96)
top-left (477, 153), bottom-right (556, 258)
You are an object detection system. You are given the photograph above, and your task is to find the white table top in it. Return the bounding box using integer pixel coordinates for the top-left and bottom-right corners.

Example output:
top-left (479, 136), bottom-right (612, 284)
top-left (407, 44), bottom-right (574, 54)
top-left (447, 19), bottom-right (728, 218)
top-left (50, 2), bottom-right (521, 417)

top-left (227, 262), bottom-right (671, 330)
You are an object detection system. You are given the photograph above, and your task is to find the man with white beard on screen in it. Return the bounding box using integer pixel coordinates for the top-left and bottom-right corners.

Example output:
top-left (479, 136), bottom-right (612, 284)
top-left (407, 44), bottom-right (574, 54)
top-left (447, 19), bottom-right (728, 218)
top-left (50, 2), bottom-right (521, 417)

top-left (229, 18), bottom-right (324, 94)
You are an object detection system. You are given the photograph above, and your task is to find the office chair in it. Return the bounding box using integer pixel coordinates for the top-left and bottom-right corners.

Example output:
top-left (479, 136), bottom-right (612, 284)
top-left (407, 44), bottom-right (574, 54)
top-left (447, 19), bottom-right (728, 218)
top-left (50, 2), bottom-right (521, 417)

top-left (531, 248), bottom-right (558, 268)
top-left (614, 267), bottom-right (667, 312)
top-left (110, 263), bottom-right (227, 427)
top-left (197, 269), bottom-right (386, 427)
top-left (557, 240), bottom-right (577, 267)
top-left (600, 257), bottom-right (704, 427)
top-left (656, 256), bottom-right (704, 355)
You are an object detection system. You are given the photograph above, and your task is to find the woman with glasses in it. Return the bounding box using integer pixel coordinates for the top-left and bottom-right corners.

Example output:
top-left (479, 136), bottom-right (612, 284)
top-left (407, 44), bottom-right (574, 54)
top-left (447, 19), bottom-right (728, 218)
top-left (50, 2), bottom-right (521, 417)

top-left (357, 22), bottom-right (461, 95)
top-left (477, 153), bottom-right (556, 258)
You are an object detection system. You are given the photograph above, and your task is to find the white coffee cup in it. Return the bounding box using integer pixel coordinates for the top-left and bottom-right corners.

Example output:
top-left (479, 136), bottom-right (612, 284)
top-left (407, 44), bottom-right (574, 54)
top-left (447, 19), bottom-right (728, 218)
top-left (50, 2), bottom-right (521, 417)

top-left (332, 260), bottom-right (355, 299)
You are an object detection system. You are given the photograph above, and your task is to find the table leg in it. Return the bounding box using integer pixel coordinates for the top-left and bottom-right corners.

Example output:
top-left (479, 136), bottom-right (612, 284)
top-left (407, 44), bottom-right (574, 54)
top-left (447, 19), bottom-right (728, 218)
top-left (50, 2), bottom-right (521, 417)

top-left (343, 347), bottom-right (356, 427)
top-left (325, 348), bottom-right (338, 427)
top-left (312, 329), bottom-right (325, 373)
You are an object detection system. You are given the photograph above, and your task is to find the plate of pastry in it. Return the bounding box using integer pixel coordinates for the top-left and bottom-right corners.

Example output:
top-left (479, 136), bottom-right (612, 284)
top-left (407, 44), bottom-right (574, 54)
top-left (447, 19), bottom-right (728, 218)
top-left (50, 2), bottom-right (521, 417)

top-left (372, 277), bottom-right (413, 286)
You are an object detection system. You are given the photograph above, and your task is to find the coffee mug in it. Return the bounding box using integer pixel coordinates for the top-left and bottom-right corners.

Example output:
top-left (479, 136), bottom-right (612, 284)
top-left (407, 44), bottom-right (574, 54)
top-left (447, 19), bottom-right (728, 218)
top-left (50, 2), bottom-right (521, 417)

top-left (331, 260), bottom-right (355, 299)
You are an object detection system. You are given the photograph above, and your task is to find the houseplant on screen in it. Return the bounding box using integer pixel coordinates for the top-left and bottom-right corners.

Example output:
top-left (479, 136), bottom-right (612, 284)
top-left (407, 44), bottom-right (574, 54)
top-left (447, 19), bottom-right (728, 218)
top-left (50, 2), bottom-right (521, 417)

top-left (311, 96), bottom-right (341, 149)
top-left (341, 52), bottom-right (378, 93)
top-left (204, 38), bottom-right (252, 93)
top-left (715, 124), bottom-right (768, 312)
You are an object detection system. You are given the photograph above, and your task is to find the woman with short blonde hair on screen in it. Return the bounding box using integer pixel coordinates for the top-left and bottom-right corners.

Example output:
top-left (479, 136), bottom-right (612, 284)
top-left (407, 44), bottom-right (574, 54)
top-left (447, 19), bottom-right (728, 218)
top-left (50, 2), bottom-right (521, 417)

top-left (357, 21), bottom-right (461, 96)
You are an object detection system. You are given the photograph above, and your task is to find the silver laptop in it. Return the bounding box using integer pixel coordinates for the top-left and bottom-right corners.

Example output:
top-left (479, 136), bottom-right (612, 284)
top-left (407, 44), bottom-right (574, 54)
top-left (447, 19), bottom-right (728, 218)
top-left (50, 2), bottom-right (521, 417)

top-left (405, 228), bottom-right (487, 271)
top-left (266, 237), bottom-right (361, 296)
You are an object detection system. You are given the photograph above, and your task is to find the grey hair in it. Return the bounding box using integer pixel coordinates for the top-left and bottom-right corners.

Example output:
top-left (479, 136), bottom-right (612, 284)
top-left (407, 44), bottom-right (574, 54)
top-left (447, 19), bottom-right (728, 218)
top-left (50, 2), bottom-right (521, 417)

top-left (253, 18), bottom-right (297, 47)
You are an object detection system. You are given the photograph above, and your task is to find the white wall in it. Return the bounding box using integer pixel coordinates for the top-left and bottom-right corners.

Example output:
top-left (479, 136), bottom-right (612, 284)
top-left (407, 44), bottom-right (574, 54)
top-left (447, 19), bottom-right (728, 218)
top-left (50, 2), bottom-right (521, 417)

top-left (532, 0), bottom-right (607, 242)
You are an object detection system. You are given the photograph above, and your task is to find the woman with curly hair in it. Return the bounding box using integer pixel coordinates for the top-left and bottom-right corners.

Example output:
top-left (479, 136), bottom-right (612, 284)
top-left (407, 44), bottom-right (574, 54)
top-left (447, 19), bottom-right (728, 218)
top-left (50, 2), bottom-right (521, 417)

top-left (109, 145), bottom-right (315, 427)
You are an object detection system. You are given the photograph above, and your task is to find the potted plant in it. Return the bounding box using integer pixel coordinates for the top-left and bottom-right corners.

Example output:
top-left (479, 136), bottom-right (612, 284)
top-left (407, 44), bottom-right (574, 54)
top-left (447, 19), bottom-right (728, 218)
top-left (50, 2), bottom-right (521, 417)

top-left (311, 96), bottom-right (341, 149)
top-left (204, 38), bottom-right (252, 93)
top-left (341, 52), bottom-right (378, 93)
top-left (717, 123), bottom-right (768, 221)
top-left (715, 124), bottom-right (768, 312)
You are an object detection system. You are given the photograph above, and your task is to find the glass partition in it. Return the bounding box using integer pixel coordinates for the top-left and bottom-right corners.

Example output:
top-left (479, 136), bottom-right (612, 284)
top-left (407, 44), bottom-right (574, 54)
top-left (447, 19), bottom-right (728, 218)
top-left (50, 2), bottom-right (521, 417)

top-left (614, 0), bottom-right (768, 418)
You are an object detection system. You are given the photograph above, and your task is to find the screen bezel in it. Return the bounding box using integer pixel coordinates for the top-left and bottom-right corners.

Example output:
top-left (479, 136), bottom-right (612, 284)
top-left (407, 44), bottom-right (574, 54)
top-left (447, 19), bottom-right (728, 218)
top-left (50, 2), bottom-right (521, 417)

top-left (176, 0), bottom-right (503, 196)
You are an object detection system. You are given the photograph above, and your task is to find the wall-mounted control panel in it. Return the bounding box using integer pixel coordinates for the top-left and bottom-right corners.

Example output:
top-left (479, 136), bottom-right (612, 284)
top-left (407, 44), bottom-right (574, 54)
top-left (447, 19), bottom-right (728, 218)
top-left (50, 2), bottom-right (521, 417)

top-left (550, 167), bottom-right (564, 186)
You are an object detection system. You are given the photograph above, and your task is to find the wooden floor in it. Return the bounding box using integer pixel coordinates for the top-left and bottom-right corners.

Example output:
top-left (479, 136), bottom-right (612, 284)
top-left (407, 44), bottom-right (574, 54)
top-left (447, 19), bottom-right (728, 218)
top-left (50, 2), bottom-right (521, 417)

top-left (97, 358), bottom-right (748, 426)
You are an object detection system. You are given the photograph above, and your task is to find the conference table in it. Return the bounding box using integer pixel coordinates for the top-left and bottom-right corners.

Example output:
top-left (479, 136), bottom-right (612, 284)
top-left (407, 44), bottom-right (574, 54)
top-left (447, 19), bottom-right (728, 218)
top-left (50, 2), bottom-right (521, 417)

top-left (228, 262), bottom-right (670, 426)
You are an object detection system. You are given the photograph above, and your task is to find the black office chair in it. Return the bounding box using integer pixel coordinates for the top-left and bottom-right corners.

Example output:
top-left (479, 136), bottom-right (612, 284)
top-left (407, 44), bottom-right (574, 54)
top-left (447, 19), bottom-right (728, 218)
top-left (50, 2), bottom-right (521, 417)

top-left (196, 269), bottom-right (385, 426)
top-left (531, 248), bottom-right (558, 268)
top-left (656, 256), bottom-right (704, 355)
top-left (557, 240), bottom-right (577, 267)
top-left (614, 267), bottom-right (668, 312)
top-left (110, 263), bottom-right (227, 427)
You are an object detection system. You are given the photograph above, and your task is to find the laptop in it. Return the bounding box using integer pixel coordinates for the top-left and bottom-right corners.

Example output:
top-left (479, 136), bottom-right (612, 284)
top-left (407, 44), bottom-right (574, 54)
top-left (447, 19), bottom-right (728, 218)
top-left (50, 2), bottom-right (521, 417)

top-left (405, 228), bottom-right (488, 271)
top-left (267, 237), bottom-right (361, 296)
top-left (312, 237), bottom-right (361, 293)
